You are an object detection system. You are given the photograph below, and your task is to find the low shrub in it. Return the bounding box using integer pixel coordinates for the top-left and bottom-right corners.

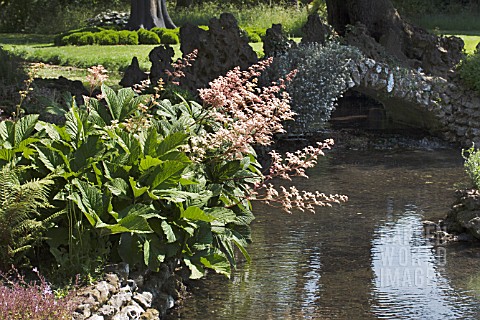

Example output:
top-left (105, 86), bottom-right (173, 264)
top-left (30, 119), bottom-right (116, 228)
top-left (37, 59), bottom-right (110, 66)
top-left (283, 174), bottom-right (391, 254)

top-left (55, 27), bottom-right (104, 46)
top-left (137, 28), bottom-right (161, 45)
top-left (459, 52), bottom-right (480, 94)
top-left (118, 30), bottom-right (139, 45)
top-left (463, 145), bottom-right (480, 189)
top-left (95, 30), bottom-right (120, 45)
top-left (62, 32), bottom-right (86, 46)
top-left (150, 27), bottom-right (167, 38)
top-left (160, 31), bottom-right (180, 45)
top-left (77, 32), bottom-right (96, 46)
top-left (151, 27), bottom-right (180, 44)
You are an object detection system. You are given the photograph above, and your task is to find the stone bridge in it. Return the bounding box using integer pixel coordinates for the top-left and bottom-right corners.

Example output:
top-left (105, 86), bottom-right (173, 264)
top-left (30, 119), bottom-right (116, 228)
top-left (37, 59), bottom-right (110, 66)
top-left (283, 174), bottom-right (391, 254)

top-left (335, 56), bottom-right (480, 146)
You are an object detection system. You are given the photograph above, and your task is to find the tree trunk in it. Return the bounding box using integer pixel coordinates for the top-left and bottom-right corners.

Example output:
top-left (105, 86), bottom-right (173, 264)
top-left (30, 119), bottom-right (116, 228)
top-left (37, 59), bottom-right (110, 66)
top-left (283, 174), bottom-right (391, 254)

top-left (325, 0), bottom-right (464, 76)
top-left (127, 0), bottom-right (176, 30)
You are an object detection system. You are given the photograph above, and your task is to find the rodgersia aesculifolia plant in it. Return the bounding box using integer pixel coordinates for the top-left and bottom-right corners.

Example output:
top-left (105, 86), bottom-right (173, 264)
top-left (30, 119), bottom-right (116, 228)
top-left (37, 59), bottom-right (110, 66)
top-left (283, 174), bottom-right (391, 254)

top-left (0, 55), bottom-right (346, 282)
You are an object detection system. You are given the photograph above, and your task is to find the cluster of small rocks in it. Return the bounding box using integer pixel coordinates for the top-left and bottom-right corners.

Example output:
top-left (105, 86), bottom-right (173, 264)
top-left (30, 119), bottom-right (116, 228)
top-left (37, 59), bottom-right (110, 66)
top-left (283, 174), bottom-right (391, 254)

top-left (87, 11), bottom-right (129, 28)
top-left (444, 189), bottom-right (480, 240)
top-left (422, 220), bottom-right (465, 244)
top-left (72, 263), bottom-right (183, 320)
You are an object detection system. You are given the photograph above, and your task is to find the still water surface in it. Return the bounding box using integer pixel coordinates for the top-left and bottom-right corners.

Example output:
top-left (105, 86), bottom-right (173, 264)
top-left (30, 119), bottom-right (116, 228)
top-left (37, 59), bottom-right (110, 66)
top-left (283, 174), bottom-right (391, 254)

top-left (166, 148), bottom-right (480, 319)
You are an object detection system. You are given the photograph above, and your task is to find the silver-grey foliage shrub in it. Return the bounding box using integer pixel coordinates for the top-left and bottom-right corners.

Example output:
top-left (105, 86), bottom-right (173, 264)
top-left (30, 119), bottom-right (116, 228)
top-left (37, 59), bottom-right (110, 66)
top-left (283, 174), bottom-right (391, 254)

top-left (264, 42), bottom-right (363, 133)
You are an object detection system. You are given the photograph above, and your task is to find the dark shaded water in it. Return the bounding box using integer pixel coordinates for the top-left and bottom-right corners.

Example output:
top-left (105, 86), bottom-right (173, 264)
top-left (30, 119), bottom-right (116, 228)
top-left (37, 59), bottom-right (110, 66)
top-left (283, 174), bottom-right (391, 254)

top-left (167, 148), bottom-right (480, 319)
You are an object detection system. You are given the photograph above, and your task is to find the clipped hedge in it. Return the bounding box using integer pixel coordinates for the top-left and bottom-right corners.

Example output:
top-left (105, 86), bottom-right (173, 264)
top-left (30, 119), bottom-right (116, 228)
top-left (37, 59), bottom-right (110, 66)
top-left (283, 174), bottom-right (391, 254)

top-left (78, 32), bottom-right (96, 45)
top-left (137, 28), bottom-right (161, 45)
top-left (54, 27), bottom-right (105, 46)
top-left (160, 31), bottom-right (180, 45)
top-left (55, 25), bottom-right (266, 46)
top-left (95, 30), bottom-right (120, 45)
top-left (151, 27), bottom-right (180, 44)
top-left (118, 30), bottom-right (139, 45)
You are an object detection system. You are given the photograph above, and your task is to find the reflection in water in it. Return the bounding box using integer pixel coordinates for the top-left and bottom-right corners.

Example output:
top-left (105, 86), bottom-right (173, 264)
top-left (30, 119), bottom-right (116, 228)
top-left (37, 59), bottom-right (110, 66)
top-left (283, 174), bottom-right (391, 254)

top-left (371, 204), bottom-right (477, 319)
top-left (166, 149), bottom-right (480, 320)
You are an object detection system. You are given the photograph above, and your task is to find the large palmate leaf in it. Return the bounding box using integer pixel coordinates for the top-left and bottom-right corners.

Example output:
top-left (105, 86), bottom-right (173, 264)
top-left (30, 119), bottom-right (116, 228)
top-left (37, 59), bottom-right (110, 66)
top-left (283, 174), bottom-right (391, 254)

top-left (161, 221), bottom-right (176, 243)
top-left (152, 189), bottom-right (211, 204)
top-left (200, 253), bottom-right (231, 278)
top-left (143, 234), bottom-right (166, 271)
top-left (204, 207), bottom-right (237, 224)
top-left (156, 131), bottom-right (189, 159)
top-left (35, 145), bottom-right (69, 173)
top-left (180, 206), bottom-right (216, 223)
top-left (13, 114), bottom-right (39, 147)
top-left (71, 135), bottom-right (105, 172)
top-left (69, 179), bottom-right (110, 227)
top-left (142, 128), bottom-right (158, 157)
top-left (65, 106), bottom-right (95, 145)
top-left (113, 129), bottom-right (142, 163)
top-left (105, 178), bottom-right (129, 197)
top-left (100, 203), bottom-right (159, 234)
top-left (183, 258), bottom-right (205, 279)
top-left (141, 160), bottom-right (188, 190)
top-left (0, 116), bottom-right (39, 163)
top-left (118, 233), bottom-right (143, 267)
top-left (102, 84), bottom-right (149, 122)
top-left (101, 214), bottom-right (153, 234)
top-left (129, 177), bottom-right (149, 198)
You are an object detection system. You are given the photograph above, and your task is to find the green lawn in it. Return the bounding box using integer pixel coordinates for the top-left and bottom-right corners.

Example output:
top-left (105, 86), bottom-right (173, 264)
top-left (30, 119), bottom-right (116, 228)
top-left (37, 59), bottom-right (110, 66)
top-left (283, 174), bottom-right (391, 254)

top-left (0, 33), bottom-right (266, 81)
top-left (2, 40), bottom-right (176, 71)
top-left (452, 35), bottom-right (479, 54)
top-left (1, 32), bottom-right (478, 86)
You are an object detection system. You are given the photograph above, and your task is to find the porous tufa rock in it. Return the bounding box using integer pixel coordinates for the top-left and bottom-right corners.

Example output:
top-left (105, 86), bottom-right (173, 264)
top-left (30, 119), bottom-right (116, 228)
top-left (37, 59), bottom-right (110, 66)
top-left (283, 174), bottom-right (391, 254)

top-left (179, 13), bottom-right (257, 92)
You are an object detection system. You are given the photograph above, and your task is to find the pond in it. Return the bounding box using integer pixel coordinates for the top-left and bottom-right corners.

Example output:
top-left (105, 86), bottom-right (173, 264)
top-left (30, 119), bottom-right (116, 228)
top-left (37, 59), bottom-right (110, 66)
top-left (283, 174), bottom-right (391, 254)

top-left (166, 146), bottom-right (480, 319)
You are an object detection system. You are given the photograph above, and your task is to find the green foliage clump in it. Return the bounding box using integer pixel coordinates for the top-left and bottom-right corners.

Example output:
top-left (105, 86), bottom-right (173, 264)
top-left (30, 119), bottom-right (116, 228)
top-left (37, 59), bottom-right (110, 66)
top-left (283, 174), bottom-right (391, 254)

top-left (463, 145), bottom-right (480, 189)
top-left (137, 28), bottom-right (161, 45)
top-left (77, 32), bottom-right (96, 46)
top-left (0, 85), bottom-right (256, 278)
top-left (61, 32), bottom-right (86, 46)
top-left (459, 52), bottom-right (480, 94)
top-left (151, 27), bottom-right (167, 38)
top-left (243, 27), bottom-right (267, 41)
top-left (151, 27), bottom-right (180, 45)
top-left (0, 164), bottom-right (54, 270)
top-left (55, 27), bottom-right (103, 46)
top-left (95, 30), bottom-right (120, 45)
top-left (118, 30), bottom-right (139, 45)
top-left (160, 31), bottom-right (180, 45)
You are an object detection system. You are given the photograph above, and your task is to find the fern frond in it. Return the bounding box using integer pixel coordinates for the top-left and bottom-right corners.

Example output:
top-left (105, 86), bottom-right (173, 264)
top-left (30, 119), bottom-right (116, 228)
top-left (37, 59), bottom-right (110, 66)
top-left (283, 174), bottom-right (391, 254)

top-left (0, 165), bottom-right (55, 269)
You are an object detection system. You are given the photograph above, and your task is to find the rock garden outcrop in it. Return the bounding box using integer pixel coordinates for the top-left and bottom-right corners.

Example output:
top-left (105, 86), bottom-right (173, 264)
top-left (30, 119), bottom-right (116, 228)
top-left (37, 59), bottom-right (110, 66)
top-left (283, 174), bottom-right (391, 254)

top-left (72, 262), bottom-right (185, 320)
